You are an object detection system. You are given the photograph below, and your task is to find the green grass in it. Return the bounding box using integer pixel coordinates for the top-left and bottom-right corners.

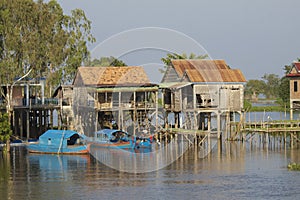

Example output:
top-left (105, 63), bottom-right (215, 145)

top-left (244, 99), bottom-right (290, 112)
top-left (249, 105), bottom-right (287, 112)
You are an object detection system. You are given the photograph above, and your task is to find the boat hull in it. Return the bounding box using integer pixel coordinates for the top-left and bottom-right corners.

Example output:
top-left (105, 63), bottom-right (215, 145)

top-left (87, 141), bottom-right (134, 149)
top-left (27, 144), bottom-right (88, 154)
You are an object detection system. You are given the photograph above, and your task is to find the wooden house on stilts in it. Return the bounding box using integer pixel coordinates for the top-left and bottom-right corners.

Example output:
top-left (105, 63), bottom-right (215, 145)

top-left (72, 66), bottom-right (159, 136)
top-left (161, 59), bottom-right (246, 139)
top-left (286, 62), bottom-right (300, 119)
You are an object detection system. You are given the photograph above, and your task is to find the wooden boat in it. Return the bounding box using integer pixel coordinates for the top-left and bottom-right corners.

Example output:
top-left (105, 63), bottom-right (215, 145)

top-left (27, 130), bottom-right (88, 154)
top-left (87, 129), bottom-right (135, 149)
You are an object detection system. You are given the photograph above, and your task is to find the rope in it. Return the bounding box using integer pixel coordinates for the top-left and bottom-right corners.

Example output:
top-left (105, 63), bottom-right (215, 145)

top-left (57, 129), bottom-right (65, 154)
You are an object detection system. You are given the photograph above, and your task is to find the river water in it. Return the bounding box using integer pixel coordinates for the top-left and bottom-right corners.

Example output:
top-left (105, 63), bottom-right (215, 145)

top-left (1, 141), bottom-right (300, 200)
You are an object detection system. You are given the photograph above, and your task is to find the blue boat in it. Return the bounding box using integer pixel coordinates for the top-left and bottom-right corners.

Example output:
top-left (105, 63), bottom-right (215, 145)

top-left (135, 136), bottom-right (153, 149)
top-left (27, 130), bottom-right (88, 154)
top-left (87, 129), bottom-right (135, 149)
top-left (87, 129), bottom-right (153, 150)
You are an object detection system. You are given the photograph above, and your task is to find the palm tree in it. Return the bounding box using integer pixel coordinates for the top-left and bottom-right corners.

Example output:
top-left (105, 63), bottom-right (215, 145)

top-left (160, 53), bottom-right (208, 73)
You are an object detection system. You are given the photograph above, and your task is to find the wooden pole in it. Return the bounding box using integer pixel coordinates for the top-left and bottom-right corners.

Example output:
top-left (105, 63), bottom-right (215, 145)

top-left (290, 100), bottom-right (293, 120)
top-left (118, 92), bottom-right (121, 129)
top-left (217, 112), bottom-right (221, 139)
top-left (133, 91), bottom-right (136, 136)
top-left (155, 91), bottom-right (158, 132)
top-left (26, 110), bottom-right (30, 140)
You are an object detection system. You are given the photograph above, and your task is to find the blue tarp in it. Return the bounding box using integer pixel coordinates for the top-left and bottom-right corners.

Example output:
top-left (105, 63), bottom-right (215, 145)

top-left (39, 130), bottom-right (80, 140)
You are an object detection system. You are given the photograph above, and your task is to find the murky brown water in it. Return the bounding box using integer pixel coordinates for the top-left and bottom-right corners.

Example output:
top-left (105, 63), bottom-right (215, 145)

top-left (1, 142), bottom-right (300, 200)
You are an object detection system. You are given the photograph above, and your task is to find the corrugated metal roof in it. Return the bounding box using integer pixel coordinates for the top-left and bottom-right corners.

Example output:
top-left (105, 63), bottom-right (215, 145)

top-left (75, 66), bottom-right (151, 86)
top-left (171, 59), bottom-right (246, 83)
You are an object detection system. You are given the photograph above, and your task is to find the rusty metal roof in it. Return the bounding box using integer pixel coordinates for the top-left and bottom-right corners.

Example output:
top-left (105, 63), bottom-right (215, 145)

top-left (171, 59), bottom-right (246, 82)
top-left (75, 66), bottom-right (151, 86)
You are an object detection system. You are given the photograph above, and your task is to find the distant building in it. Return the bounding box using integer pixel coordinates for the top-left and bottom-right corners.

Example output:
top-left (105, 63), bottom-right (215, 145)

top-left (286, 62), bottom-right (300, 119)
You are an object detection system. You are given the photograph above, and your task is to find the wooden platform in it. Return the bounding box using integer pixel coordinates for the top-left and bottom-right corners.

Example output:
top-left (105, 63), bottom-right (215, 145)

top-left (230, 121), bottom-right (300, 134)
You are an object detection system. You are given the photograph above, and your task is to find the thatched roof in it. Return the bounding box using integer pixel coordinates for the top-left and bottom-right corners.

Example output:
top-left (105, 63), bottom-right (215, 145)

top-left (73, 66), bottom-right (151, 87)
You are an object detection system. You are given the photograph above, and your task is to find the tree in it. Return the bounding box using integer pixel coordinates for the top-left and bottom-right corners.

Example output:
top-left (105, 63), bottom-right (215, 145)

top-left (283, 65), bottom-right (292, 75)
top-left (0, 0), bottom-right (95, 100)
top-left (261, 74), bottom-right (280, 99)
top-left (160, 52), bottom-right (208, 73)
top-left (244, 79), bottom-right (266, 99)
top-left (85, 56), bottom-right (127, 67)
top-left (0, 112), bottom-right (12, 152)
top-left (277, 77), bottom-right (290, 106)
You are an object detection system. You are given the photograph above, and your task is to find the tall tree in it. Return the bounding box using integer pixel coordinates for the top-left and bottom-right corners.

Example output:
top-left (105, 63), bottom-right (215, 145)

top-left (0, 0), bottom-right (95, 109)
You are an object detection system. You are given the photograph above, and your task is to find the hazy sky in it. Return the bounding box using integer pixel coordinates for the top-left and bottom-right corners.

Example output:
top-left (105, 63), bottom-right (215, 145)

top-left (57, 0), bottom-right (300, 80)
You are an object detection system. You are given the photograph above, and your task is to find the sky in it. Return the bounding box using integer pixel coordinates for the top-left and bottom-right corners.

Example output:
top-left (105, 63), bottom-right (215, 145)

top-left (57, 0), bottom-right (300, 81)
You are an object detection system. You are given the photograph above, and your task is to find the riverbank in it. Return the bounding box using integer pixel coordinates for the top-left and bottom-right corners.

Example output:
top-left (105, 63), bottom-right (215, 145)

top-left (244, 99), bottom-right (289, 112)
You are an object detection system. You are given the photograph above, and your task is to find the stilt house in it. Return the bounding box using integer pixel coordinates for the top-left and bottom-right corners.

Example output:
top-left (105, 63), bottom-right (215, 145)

top-left (72, 66), bottom-right (158, 135)
top-left (161, 59), bottom-right (246, 112)
top-left (161, 59), bottom-right (246, 137)
top-left (286, 62), bottom-right (300, 119)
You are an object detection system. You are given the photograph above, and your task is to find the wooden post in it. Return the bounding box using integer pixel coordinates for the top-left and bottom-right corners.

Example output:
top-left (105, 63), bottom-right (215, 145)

top-left (118, 92), bottom-right (121, 129)
top-left (58, 109), bottom-right (61, 129)
top-left (225, 112), bottom-right (229, 140)
top-left (290, 132), bottom-right (294, 149)
top-left (50, 109), bottom-right (53, 129)
top-left (26, 110), bottom-right (30, 140)
top-left (193, 111), bottom-right (197, 130)
top-left (217, 138), bottom-right (222, 158)
top-left (155, 91), bottom-right (158, 132)
top-left (20, 110), bottom-right (24, 138)
top-left (208, 113), bottom-right (211, 132)
top-left (133, 91), bottom-right (136, 136)
top-left (217, 112), bottom-right (221, 139)
top-left (95, 110), bottom-right (98, 134)
top-left (121, 109), bottom-right (124, 131)
top-left (290, 100), bottom-right (293, 120)
top-left (266, 132), bottom-right (269, 149)
top-left (44, 110), bottom-right (47, 130)
top-left (174, 112), bottom-right (178, 129)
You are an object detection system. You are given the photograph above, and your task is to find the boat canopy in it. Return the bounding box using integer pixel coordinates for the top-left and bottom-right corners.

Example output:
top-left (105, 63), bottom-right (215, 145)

top-left (96, 129), bottom-right (128, 136)
top-left (39, 130), bottom-right (86, 140)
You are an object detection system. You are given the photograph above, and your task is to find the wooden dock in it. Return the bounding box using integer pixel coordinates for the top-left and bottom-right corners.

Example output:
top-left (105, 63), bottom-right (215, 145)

top-left (227, 120), bottom-right (300, 147)
top-left (231, 120), bottom-right (300, 133)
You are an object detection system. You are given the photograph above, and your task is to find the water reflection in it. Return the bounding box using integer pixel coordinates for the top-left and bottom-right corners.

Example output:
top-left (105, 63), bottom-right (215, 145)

top-left (28, 154), bottom-right (90, 181)
top-left (1, 142), bottom-right (300, 200)
top-left (89, 134), bottom-right (193, 173)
